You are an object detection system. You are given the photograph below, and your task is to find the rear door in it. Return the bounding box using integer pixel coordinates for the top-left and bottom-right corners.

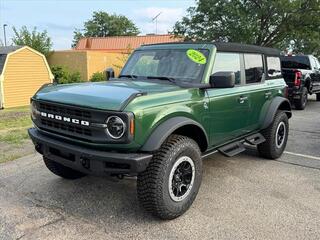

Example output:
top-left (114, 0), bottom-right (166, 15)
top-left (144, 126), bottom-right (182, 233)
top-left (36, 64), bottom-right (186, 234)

top-left (245, 55), bottom-right (284, 131)
top-left (206, 52), bottom-right (251, 146)
top-left (242, 53), bottom-right (268, 131)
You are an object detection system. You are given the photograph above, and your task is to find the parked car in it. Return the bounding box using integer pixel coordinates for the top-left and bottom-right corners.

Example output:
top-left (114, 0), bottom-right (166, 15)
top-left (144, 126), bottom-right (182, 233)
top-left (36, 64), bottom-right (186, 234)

top-left (281, 55), bottom-right (320, 109)
top-left (29, 42), bottom-right (291, 220)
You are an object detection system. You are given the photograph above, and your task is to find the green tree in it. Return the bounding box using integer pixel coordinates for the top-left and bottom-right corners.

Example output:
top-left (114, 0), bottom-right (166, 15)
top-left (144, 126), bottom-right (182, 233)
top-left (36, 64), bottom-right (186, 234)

top-left (51, 65), bottom-right (83, 84)
top-left (72, 11), bottom-right (140, 47)
top-left (12, 26), bottom-right (53, 57)
top-left (173, 0), bottom-right (320, 57)
top-left (90, 72), bottom-right (106, 82)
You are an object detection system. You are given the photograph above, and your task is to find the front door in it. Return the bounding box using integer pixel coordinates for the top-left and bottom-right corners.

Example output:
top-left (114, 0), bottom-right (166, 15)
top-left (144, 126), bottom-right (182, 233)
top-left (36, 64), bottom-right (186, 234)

top-left (206, 52), bottom-right (251, 146)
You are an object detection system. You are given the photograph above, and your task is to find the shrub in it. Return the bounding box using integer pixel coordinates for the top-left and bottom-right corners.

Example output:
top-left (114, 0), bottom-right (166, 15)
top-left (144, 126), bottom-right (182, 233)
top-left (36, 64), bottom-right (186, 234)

top-left (51, 65), bottom-right (84, 84)
top-left (90, 72), bottom-right (106, 82)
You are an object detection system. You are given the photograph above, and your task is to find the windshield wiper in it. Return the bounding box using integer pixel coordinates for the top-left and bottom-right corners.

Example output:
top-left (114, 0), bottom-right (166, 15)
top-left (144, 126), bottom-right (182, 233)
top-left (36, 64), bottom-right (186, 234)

top-left (118, 74), bottom-right (138, 79)
top-left (146, 76), bottom-right (176, 84)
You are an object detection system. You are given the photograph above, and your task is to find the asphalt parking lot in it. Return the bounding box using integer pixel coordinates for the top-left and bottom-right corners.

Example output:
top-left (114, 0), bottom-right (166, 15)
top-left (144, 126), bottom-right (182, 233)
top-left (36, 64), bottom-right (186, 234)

top-left (0, 95), bottom-right (319, 240)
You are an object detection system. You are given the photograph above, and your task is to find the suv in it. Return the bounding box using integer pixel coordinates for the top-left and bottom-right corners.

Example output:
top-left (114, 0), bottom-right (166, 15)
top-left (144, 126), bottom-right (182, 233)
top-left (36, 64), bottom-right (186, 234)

top-left (29, 42), bottom-right (291, 220)
top-left (281, 55), bottom-right (320, 110)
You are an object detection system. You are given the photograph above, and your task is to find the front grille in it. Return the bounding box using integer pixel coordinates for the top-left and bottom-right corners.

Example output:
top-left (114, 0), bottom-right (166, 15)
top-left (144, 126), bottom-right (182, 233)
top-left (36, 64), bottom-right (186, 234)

top-left (34, 100), bottom-right (106, 142)
top-left (33, 100), bottom-right (131, 143)
top-left (39, 102), bottom-right (92, 119)
top-left (41, 119), bottom-right (92, 136)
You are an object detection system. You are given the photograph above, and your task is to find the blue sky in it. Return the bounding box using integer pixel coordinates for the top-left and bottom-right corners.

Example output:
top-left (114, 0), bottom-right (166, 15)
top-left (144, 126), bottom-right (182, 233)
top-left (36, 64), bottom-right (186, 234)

top-left (0, 0), bottom-right (195, 50)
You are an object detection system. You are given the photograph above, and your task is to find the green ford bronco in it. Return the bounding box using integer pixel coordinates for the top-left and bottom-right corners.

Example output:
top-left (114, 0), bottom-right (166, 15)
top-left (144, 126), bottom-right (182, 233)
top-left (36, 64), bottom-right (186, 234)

top-left (29, 42), bottom-right (292, 219)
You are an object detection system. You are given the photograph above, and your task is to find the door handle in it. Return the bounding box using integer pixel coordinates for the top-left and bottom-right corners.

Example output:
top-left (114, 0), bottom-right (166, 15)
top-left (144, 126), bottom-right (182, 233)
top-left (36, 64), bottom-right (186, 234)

top-left (238, 96), bottom-right (248, 104)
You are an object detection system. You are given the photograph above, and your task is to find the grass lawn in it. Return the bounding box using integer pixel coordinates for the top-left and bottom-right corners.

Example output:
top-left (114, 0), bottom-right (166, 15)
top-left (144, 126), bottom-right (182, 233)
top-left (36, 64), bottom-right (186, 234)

top-left (0, 106), bottom-right (35, 163)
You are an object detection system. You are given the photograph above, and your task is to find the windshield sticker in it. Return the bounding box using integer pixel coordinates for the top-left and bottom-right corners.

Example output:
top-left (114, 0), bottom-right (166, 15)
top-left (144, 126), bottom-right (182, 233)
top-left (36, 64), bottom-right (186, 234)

top-left (187, 49), bottom-right (207, 64)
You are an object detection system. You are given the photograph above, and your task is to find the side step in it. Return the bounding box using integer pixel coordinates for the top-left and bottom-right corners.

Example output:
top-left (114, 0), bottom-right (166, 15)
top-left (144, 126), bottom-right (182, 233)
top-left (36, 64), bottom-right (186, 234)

top-left (218, 142), bottom-right (246, 157)
top-left (217, 133), bottom-right (265, 157)
top-left (245, 133), bottom-right (265, 145)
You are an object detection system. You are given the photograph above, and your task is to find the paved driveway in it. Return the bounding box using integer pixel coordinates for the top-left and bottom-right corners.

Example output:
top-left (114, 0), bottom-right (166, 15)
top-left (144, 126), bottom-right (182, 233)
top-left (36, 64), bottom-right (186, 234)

top-left (0, 96), bottom-right (319, 240)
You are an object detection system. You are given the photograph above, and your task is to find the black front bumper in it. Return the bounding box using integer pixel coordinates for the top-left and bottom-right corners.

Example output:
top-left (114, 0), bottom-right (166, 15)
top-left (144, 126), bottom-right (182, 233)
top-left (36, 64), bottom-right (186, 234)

top-left (28, 128), bottom-right (153, 175)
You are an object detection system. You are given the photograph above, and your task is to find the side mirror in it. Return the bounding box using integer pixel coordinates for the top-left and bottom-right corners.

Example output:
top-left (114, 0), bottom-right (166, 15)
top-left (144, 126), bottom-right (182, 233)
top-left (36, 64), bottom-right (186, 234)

top-left (210, 71), bottom-right (235, 88)
top-left (105, 68), bottom-right (115, 80)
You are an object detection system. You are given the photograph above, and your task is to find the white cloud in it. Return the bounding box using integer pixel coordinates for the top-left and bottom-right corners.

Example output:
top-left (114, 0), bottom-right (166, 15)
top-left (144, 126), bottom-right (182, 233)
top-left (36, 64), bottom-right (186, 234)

top-left (133, 7), bottom-right (185, 34)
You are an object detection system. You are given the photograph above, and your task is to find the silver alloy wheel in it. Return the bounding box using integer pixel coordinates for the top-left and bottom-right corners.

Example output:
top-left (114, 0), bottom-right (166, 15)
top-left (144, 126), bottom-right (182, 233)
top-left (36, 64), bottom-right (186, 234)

top-left (275, 121), bottom-right (286, 148)
top-left (168, 156), bottom-right (195, 202)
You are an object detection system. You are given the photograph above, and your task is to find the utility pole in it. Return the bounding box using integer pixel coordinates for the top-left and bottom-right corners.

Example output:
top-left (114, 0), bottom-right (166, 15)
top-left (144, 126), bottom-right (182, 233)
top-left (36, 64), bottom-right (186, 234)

top-left (152, 12), bottom-right (162, 35)
top-left (3, 24), bottom-right (7, 46)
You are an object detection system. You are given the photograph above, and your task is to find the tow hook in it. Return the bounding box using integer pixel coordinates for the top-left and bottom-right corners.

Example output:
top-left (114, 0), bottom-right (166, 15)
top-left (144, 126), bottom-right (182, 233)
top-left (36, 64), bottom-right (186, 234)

top-left (116, 174), bottom-right (124, 180)
top-left (110, 174), bottom-right (124, 180)
top-left (80, 156), bottom-right (90, 169)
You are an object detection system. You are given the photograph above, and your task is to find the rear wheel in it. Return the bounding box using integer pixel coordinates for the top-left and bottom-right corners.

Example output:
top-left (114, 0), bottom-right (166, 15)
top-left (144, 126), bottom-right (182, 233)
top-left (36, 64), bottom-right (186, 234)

top-left (258, 111), bottom-right (289, 159)
top-left (43, 157), bottom-right (86, 179)
top-left (137, 135), bottom-right (202, 220)
top-left (294, 87), bottom-right (308, 110)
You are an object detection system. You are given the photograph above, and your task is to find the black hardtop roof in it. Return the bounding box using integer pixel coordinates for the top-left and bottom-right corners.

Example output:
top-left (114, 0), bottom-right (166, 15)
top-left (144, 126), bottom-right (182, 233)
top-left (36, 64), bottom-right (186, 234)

top-left (142, 41), bottom-right (281, 56)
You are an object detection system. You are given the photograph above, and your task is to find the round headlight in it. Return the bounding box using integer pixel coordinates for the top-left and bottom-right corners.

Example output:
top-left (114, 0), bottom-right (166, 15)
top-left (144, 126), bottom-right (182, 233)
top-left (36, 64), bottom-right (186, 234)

top-left (106, 116), bottom-right (126, 139)
top-left (31, 101), bottom-right (38, 120)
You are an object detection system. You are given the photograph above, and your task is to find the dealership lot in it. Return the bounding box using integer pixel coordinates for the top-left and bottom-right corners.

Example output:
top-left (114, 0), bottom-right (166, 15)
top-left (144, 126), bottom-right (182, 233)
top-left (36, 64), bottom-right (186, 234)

top-left (0, 96), bottom-right (319, 240)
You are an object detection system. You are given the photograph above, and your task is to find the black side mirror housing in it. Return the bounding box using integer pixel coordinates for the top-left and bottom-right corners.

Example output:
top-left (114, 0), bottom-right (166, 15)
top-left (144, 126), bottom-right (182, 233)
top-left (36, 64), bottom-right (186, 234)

top-left (105, 68), bottom-right (115, 80)
top-left (210, 71), bottom-right (235, 88)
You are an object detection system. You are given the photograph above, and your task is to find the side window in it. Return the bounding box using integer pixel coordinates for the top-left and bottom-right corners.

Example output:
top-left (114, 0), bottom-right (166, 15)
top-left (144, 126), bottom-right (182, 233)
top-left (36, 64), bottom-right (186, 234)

top-left (244, 54), bottom-right (264, 84)
top-left (266, 56), bottom-right (282, 78)
top-left (212, 52), bottom-right (241, 85)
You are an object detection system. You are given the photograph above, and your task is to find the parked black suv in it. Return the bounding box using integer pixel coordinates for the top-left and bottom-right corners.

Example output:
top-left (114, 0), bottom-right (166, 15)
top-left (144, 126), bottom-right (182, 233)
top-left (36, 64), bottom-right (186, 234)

top-left (281, 55), bottom-right (320, 109)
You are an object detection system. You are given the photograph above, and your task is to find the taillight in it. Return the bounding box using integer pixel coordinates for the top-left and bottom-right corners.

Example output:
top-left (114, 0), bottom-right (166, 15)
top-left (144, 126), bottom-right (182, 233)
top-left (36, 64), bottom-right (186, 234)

top-left (294, 70), bottom-right (302, 86)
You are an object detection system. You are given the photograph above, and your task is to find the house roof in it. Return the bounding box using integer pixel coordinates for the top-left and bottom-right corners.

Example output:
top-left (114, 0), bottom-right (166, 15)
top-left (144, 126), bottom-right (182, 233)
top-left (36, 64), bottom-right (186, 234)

top-left (0, 46), bottom-right (23, 75)
top-left (75, 34), bottom-right (182, 51)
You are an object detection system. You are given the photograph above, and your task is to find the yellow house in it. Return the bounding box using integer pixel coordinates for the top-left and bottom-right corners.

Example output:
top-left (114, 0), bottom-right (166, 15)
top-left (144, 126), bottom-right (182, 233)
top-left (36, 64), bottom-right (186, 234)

top-left (0, 46), bottom-right (54, 108)
top-left (48, 50), bottom-right (127, 81)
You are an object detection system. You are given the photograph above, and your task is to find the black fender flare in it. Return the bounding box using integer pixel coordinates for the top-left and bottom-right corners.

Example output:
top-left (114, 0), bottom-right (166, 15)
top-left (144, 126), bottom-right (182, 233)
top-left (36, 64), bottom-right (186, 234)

top-left (262, 96), bottom-right (292, 129)
top-left (140, 116), bottom-right (209, 152)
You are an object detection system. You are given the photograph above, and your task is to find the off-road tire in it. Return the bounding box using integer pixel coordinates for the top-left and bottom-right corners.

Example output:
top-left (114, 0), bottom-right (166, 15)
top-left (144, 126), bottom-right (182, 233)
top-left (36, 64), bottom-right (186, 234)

top-left (294, 87), bottom-right (308, 110)
top-left (43, 157), bottom-right (86, 179)
top-left (316, 93), bottom-right (320, 101)
top-left (137, 134), bottom-right (202, 220)
top-left (258, 111), bottom-right (289, 159)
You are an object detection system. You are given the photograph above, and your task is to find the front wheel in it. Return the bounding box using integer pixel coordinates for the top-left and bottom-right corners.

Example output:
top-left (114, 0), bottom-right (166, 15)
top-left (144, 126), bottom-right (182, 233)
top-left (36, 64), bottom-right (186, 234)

top-left (258, 111), bottom-right (289, 159)
top-left (137, 135), bottom-right (202, 220)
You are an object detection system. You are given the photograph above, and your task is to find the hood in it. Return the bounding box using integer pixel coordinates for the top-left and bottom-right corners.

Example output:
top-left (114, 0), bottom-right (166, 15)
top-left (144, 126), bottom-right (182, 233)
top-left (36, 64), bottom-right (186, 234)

top-left (33, 80), bottom-right (181, 111)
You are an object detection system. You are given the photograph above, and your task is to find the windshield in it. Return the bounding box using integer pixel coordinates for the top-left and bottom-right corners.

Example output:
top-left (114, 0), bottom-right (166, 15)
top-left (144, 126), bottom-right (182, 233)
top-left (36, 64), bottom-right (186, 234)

top-left (281, 56), bottom-right (311, 70)
top-left (120, 49), bottom-right (209, 83)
